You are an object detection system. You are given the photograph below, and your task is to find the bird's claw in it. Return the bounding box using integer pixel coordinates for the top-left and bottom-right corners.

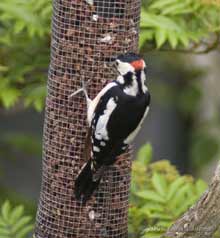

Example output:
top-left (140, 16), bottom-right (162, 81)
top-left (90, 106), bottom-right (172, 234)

top-left (69, 80), bottom-right (88, 98)
top-left (81, 80), bottom-right (87, 91)
top-left (69, 88), bottom-right (83, 98)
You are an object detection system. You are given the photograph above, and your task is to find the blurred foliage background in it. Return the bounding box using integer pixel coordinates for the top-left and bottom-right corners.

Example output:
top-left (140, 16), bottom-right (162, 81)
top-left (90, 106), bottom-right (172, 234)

top-left (0, 0), bottom-right (220, 237)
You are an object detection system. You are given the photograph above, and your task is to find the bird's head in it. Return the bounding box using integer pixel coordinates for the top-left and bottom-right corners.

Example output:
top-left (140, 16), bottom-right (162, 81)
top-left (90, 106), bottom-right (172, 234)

top-left (115, 53), bottom-right (146, 75)
top-left (114, 53), bottom-right (147, 94)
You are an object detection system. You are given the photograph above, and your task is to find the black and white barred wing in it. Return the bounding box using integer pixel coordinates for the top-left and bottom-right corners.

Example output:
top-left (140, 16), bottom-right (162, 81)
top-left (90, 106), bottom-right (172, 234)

top-left (90, 86), bottom-right (150, 167)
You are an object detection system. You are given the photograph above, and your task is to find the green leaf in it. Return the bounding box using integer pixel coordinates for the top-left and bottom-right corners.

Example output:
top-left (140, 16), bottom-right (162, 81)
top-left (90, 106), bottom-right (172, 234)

top-left (41, 5), bottom-right (52, 18)
top-left (14, 20), bottom-right (26, 34)
top-left (141, 12), bottom-right (181, 31)
top-left (137, 143), bottom-right (152, 165)
top-left (10, 205), bottom-right (24, 224)
top-left (152, 172), bottom-right (167, 197)
top-left (174, 196), bottom-right (196, 216)
top-left (0, 226), bottom-right (10, 235)
top-left (179, 32), bottom-right (190, 47)
top-left (0, 0), bottom-right (50, 111)
top-left (0, 218), bottom-right (7, 227)
top-left (0, 201), bottom-right (33, 238)
top-left (16, 224), bottom-right (34, 238)
top-left (149, 0), bottom-right (179, 10)
top-left (141, 203), bottom-right (164, 213)
top-left (155, 28), bottom-right (167, 48)
top-left (0, 88), bottom-right (20, 108)
top-left (167, 31), bottom-right (178, 49)
top-left (161, 2), bottom-right (191, 15)
top-left (136, 190), bottom-right (165, 203)
top-left (139, 30), bottom-right (154, 49)
top-left (156, 220), bottom-right (173, 228)
top-left (141, 0), bottom-right (220, 51)
top-left (167, 177), bottom-right (186, 201)
top-left (170, 183), bottom-right (192, 208)
top-left (1, 201), bottom-right (10, 222)
top-left (34, 98), bottom-right (44, 112)
top-left (0, 65), bottom-right (9, 72)
top-left (130, 152), bottom-right (209, 237)
top-left (11, 216), bottom-right (32, 233)
top-left (23, 84), bottom-right (46, 112)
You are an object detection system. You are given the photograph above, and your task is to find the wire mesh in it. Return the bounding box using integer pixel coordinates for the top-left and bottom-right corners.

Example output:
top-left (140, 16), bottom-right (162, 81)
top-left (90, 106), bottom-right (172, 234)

top-left (35, 0), bottom-right (141, 237)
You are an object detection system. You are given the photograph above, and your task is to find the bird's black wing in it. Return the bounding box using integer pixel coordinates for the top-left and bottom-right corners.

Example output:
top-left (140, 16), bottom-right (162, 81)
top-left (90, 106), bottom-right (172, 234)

top-left (91, 85), bottom-right (150, 167)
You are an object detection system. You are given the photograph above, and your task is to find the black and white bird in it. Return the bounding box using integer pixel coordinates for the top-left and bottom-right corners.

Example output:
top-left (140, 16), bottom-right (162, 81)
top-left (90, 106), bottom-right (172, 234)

top-left (71, 53), bottom-right (151, 203)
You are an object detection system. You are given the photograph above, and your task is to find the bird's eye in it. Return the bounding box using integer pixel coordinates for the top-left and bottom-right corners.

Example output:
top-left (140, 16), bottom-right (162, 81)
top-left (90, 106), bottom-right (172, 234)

top-left (115, 60), bottom-right (119, 66)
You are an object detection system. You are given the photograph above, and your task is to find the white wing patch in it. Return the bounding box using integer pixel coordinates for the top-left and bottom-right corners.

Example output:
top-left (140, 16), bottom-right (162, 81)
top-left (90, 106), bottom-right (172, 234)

top-left (95, 97), bottom-right (117, 141)
top-left (93, 146), bottom-right (100, 152)
top-left (87, 82), bottom-right (117, 125)
top-left (95, 133), bottom-right (102, 140)
top-left (124, 106), bottom-right (150, 144)
top-left (100, 141), bottom-right (106, 146)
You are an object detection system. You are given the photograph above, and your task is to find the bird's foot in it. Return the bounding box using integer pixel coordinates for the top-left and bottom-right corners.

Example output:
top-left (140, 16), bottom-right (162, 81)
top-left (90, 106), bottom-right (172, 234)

top-left (69, 80), bottom-right (89, 98)
top-left (69, 80), bottom-right (91, 108)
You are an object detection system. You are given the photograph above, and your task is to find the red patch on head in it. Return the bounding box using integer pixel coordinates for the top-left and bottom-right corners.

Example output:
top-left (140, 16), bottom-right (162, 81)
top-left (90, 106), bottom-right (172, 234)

top-left (130, 60), bottom-right (144, 70)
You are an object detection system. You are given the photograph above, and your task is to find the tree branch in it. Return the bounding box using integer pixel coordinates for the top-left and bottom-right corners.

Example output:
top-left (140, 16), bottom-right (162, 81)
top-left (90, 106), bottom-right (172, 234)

top-left (165, 162), bottom-right (220, 238)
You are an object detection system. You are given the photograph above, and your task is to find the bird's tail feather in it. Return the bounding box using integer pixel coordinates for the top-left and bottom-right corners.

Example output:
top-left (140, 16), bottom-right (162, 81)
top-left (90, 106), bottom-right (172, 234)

top-left (74, 159), bottom-right (102, 204)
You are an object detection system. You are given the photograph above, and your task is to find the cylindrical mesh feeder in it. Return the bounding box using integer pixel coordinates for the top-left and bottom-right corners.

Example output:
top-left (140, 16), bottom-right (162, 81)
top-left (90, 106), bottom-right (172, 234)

top-left (35, 0), bottom-right (141, 237)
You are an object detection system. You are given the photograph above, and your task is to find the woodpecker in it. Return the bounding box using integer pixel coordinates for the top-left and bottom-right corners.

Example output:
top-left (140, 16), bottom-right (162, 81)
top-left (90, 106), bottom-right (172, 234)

top-left (71, 52), bottom-right (151, 203)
